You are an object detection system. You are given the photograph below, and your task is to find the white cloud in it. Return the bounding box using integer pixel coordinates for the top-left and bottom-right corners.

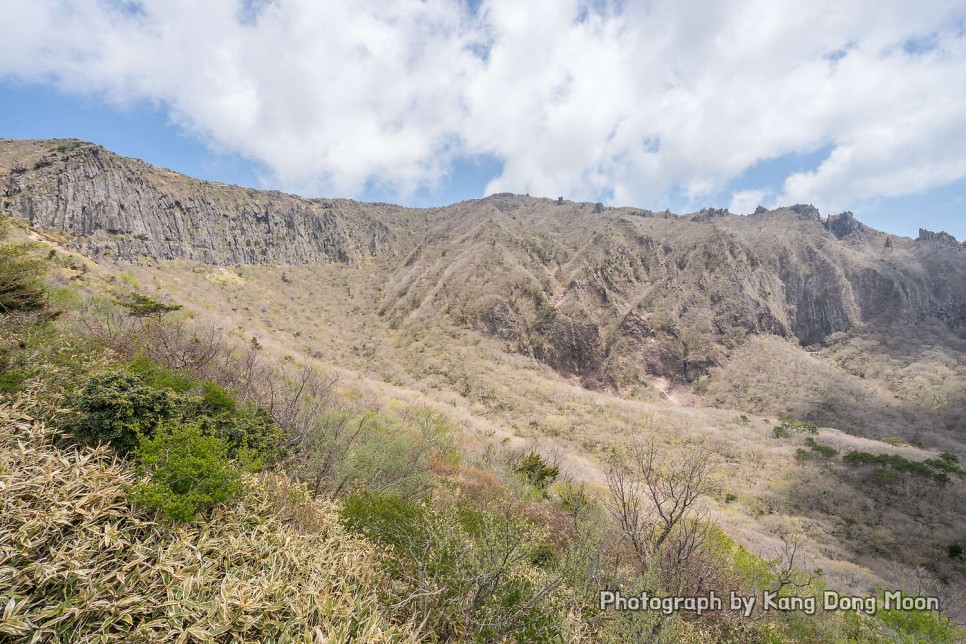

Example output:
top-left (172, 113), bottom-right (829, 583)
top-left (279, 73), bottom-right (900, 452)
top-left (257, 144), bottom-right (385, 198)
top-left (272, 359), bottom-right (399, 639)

top-left (1, 0), bottom-right (965, 208)
top-left (729, 189), bottom-right (770, 215)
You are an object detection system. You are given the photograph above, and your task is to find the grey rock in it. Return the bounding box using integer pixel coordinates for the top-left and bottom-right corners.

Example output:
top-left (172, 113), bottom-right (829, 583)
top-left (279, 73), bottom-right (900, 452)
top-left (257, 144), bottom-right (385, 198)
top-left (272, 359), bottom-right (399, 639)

top-left (0, 141), bottom-right (400, 266)
top-left (825, 211), bottom-right (861, 239)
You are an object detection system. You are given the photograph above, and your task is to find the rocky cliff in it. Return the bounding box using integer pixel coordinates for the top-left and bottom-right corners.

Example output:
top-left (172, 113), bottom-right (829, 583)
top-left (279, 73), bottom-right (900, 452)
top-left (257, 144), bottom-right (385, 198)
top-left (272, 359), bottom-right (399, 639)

top-left (0, 139), bottom-right (403, 265)
top-left (378, 195), bottom-right (966, 386)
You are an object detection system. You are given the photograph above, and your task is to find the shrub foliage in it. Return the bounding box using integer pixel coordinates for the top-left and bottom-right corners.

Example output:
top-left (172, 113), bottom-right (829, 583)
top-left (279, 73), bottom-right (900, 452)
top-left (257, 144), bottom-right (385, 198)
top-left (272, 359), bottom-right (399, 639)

top-left (130, 423), bottom-right (243, 522)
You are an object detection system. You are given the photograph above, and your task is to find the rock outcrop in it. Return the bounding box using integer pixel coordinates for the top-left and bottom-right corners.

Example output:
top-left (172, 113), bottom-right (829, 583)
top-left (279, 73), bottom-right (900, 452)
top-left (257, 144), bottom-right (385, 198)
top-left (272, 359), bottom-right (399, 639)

top-left (0, 139), bottom-right (401, 265)
top-left (825, 211), bottom-right (862, 239)
top-left (917, 227), bottom-right (963, 248)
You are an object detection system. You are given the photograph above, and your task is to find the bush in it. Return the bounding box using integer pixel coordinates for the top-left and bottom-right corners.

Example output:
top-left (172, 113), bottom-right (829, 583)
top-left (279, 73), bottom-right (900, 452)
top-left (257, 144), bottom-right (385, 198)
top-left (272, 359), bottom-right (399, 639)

top-left (876, 592), bottom-right (961, 643)
top-left (0, 368), bottom-right (30, 393)
top-left (130, 423), bottom-right (243, 522)
top-left (67, 372), bottom-right (184, 453)
top-left (842, 450), bottom-right (961, 483)
top-left (67, 365), bottom-right (283, 468)
top-left (804, 437), bottom-right (838, 458)
top-left (302, 407), bottom-right (447, 500)
top-left (117, 292), bottom-right (182, 320)
top-left (871, 468), bottom-right (899, 486)
top-left (200, 381), bottom-right (236, 413)
top-left (516, 452), bottom-right (559, 489)
top-left (341, 492), bottom-right (429, 554)
top-left (340, 493), bottom-right (567, 642)
top-left (127, 355), bottom-right (195, 392)
top-left (194, 406), bottom-right (283, 470)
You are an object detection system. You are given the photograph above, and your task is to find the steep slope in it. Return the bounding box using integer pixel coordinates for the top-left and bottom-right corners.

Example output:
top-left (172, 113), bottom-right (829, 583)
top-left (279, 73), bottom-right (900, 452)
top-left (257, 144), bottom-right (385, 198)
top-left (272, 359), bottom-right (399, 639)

top-left (378, 195), bottom-right (966, 390)
top-left (0, 138), bottom-right (407, 265)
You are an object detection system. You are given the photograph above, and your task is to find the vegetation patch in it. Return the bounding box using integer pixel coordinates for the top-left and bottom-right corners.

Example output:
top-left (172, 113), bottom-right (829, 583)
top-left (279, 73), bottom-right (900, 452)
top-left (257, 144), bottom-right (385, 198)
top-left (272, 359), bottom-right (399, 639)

top-left (842, 450), bottom-right (963, 484)
top-left (773, 415), bottom-right (819, 438)
top-left (0, 400), bottom-right (417, 642)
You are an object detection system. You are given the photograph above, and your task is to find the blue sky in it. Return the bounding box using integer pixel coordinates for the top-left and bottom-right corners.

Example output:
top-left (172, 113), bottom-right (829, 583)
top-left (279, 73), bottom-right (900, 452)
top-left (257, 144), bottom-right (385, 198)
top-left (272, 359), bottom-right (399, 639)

top-left (2, 1), bottom-right (965, 241)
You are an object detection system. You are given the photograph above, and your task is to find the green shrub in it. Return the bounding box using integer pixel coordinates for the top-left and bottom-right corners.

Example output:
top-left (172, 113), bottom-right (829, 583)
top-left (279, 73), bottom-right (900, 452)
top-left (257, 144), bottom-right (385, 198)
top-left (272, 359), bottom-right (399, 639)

top-left (46, 286), bottom-right (83, 309)
top-left (843, 450), bottom-right (961, 483)
top-left (130, 423), bottom-right (242, 522)
top-left (923, 455), bottom-right (965, 476)
top-left (0, 368), bottom-right (30, 393)
top-left (939, 451), bottom-right (959, 466)
top-left (117, 293), bottom-right (182, 320)
top-left (118, 271), bottom-right (140, 287)
top-left (773, 425), bottom-right (790, 438)
top-left (872, 468), bottom-right (899, 486)
top-left (341, 492), bottom-right (429, 554)
top-left (341, 493), bottom-right (567, 642)
top-left (67, 372), bottom-right (185, 453)
top-left (322, 409), bottom-right (446, 499)
top-left (876, 592), bottom-right (960, 643)
top-left (804, 437), bottom-right (838, 458)
top-left (194, 407), bottom-right (282, 470)
top-left (69, 364), bottom-right (282, 468)
top-left (947, 541), bottom-right (964, 561)
top-left (127, 355), bottom-right (195, 392)
top-left (557, 481), bottom-right (591, 521)
top-left (200, 381), bottom-right (236, 413)
top-left (516, 452), bottom-right (559, 489)
top-left (794, 448), bottom-right (812, 462)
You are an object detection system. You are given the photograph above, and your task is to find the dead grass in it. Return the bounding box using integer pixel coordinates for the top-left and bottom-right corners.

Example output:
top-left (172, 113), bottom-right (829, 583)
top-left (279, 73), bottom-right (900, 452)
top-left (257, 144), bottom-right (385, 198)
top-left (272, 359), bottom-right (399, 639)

top-left (0, 396), bottom-right (419, 642)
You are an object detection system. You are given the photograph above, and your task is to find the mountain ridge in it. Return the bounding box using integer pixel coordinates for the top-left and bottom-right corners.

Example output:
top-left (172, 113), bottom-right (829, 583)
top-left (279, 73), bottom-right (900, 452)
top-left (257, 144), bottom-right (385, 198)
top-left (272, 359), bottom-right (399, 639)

top-left (2, 138), bottom-right (965, 411)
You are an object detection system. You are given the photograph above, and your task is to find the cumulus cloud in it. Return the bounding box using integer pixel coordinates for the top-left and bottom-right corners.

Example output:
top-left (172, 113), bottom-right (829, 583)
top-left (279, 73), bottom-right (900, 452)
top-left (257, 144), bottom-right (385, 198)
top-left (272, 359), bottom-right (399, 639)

top-left (729, 189), bottom-right (770, 215)
top-left (1, 0), bottom-right (965, 208)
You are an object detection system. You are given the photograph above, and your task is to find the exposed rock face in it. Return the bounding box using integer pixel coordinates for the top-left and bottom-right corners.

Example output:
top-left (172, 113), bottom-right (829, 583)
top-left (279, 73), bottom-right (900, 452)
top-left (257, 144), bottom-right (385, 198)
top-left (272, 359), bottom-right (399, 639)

top-left (690, 207), bottom-right (730, 222)
top-left (789, 203), bottom-right (821, 219)
top-left (825, 211), bottom-right (862, 239)
top-left (0, 139), bottom-right (401, 265)
top-left (3, 138), bottom-right (965, 386)
top-left (917, 227), bottom-right (963, 248)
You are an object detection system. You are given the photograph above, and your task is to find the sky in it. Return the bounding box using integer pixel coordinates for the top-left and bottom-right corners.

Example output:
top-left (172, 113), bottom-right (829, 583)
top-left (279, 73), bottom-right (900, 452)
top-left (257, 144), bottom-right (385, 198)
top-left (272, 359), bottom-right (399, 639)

top-left (1, 0), bottom-right (965, 241)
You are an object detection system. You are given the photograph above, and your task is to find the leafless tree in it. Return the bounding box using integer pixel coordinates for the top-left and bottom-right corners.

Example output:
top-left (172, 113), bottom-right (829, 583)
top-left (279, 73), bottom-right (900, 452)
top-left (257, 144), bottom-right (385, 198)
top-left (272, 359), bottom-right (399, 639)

top-left (146, 319), bottom-right (229, 371)
top-left (890, 563), bottom-right (966, 622)
top-left (75, 296), bottom-right (140, 346)
top-left (768, 533), bottom-right (814, 595)
top-left (604, 439), bottom-right (713, 571)
top-left (264, 363), bottom-right (338, 443)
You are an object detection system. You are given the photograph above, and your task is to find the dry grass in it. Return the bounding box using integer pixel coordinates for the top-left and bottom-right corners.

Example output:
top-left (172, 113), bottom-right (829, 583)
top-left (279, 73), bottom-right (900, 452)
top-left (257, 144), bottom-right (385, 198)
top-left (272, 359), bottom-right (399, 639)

top-left (20, 239), bottom-right (961, 625)
top-left (102, 256), bottom-right (966, 607)
top-left (0, 397), bottom-right (418, 643)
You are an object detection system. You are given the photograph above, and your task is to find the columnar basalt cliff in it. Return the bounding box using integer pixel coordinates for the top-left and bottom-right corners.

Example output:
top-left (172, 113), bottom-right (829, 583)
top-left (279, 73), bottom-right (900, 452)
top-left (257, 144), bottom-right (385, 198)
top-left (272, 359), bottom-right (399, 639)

top-left (0, 139), bottom-right (401, 265)
top-left (3, 138), bottom-right (965, 388)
